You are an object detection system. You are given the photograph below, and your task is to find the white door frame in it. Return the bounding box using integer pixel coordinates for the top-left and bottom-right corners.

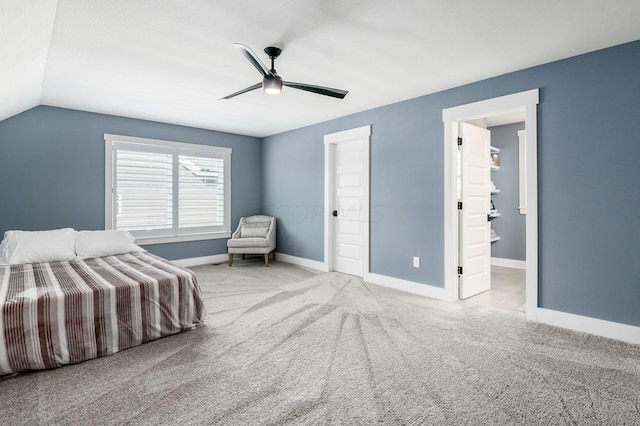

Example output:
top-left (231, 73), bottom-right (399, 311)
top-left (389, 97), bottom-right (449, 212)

top-left (443, 89), bottom-right (539, 321)
top-left (324, 125), bottom-right (371, 275)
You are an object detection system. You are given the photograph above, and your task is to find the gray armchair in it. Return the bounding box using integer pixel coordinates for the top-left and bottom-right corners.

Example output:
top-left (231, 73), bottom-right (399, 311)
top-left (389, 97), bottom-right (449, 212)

top-left (227, 215), bottom-right (276, 266)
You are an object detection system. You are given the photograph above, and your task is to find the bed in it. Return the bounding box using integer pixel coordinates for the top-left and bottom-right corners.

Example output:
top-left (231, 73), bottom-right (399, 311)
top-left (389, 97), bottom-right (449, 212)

top-left (0, 230), bottom-right (206, 377)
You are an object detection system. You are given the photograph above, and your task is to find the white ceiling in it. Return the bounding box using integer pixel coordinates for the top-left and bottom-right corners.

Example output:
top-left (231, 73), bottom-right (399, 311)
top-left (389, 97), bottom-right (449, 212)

top-left (2, 0), bottom-right (640, 138)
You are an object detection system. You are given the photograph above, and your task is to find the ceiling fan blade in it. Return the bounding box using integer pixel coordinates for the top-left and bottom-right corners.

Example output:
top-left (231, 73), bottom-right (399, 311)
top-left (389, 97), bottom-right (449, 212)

top-left (219, 82), bottom-right (262, 100)
top-left (233, 43), bottom-right (273, 78)
top-left (283, 81), bottom-right (348, 99)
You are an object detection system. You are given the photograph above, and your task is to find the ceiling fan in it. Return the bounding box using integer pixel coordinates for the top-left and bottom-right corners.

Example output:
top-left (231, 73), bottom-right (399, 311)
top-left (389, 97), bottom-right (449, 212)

top-left (220, 43), bottom-right (348, 100)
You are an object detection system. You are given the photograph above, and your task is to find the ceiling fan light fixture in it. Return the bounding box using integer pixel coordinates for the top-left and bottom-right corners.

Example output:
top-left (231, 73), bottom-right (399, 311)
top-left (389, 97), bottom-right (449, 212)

top-left (263, 75), bottom-right (282, 95)
top-left (221, 43), bottom-right (348, 100)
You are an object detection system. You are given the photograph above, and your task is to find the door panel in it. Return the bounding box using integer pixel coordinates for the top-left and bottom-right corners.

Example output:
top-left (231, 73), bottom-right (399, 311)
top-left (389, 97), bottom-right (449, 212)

top-left (338, 220), bottom-right (360, 235)
top-left (338, 173), bottom-right (361, 188)
top-left (334, 139), bottom-right (364, 276)
top-left (459, 122), bottom-right (491, 299)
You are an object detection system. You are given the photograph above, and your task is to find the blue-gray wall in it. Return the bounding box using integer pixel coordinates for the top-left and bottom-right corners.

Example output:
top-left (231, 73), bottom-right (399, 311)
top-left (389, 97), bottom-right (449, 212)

top-left (489, 122), bottom-right (526, 261)
top-left (261, 95), bottom-right (441, 285)
top-left (262, 39), bottom-right (640, 327)
top-left (0, 106), bottom-right (262, 260)
top-left (1, 40), bottom-right (639, 328)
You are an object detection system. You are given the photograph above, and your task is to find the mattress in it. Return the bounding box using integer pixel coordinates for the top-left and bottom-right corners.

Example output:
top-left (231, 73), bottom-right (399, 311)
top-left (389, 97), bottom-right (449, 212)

top-left (0, 251), bottom-right (205, 376)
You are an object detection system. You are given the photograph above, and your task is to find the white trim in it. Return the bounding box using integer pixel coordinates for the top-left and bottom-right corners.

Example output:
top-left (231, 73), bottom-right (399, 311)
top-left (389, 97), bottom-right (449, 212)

top-left (324, 125), bottom-right (371, 144)
top-left (105, 139), bottom-right (113, 231)
top-left (170, 254), bottom-right (228, 267)
top-left (324, 125), bottom-right (371, 277)
top-left (443, 89), bottom-right (539, 320)
top-left (173, 252), bottom-right (328, 271)
top-left (523, 92), bottom-right (539, 320)
top-left (323, 143), bottom-right (333, 273)
top-left (364, 272), bottom-right (451, 302)
top-left (518, 129), bottom-right (527, 214)
top-left (104, 133), bottom-right (232, 155)
top-left (136, 231), bottom-right (230, 245)
top-left (491, 257), bottom-right (526, 269)
top-left (533, 307), bottom-right (640, 346)
top-left (275, 252), bottom-right (327, 272)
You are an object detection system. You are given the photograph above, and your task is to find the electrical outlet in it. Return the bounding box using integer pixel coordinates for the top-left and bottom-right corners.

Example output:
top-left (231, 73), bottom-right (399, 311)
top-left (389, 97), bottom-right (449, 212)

top-left (413, 256), bottom-right (420, 268)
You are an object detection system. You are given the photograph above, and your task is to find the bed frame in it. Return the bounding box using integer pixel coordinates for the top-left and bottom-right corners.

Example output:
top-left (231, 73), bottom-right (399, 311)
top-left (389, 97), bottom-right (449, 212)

top-left (0, 251), bottom-right (205, 377)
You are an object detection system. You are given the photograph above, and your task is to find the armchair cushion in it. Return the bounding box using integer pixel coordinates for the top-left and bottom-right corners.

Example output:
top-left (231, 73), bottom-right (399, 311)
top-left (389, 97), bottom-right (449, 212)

top-left (240, 221), bottom-right (271, 238)
top-left (227, 237), bottom-right (272, 249)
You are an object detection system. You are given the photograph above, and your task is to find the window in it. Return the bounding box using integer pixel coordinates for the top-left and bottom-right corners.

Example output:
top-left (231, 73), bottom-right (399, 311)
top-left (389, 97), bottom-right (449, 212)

top-left (105, 134), bottom-right (231, 244)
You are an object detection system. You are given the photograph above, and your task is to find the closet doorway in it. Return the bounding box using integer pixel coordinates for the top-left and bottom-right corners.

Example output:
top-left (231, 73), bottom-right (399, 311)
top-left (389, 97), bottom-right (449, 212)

top-left (442, 89), bottom-right (539, 320)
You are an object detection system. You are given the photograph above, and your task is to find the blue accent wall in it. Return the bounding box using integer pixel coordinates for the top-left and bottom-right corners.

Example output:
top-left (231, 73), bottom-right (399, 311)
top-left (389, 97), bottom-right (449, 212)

top-left (0, 106), bottom-right (262, 260)
top-left (262, 39), bottom-right (640, 327)
top-left (489, 122), bottom-right (526, 261)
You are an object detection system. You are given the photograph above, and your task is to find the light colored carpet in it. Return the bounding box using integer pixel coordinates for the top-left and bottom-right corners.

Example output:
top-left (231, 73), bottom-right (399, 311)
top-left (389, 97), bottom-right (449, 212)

top-left (1, 259), bottom-right (639, 425)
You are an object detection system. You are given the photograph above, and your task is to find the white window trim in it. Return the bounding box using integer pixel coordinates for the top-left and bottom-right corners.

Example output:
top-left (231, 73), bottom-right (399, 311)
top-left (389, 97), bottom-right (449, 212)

top-left (104, 134), bottom-right (231, 245)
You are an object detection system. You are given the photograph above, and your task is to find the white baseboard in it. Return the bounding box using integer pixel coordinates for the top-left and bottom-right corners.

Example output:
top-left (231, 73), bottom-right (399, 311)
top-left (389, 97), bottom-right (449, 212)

top-left (530, 307), bottom-right (640, 346)
top-left (275, 252), bottom-right (327, 271)
top-left (491, 257), bottom-right (526, 269)
top-left (275, 254), bottom-right (449, 301)
top-left (172, 254), bottom-right (228, 267)
top-left (174, 253), bottom-right (640, 346)
top-left (173, 252), bottom-right (327, 270)
top-left (364, 272), bottom-right (451, 302)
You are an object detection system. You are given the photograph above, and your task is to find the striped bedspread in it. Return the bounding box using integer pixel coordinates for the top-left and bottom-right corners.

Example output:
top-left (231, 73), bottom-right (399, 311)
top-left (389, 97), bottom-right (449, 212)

top-left (0, 251), bottom-right (205, 376)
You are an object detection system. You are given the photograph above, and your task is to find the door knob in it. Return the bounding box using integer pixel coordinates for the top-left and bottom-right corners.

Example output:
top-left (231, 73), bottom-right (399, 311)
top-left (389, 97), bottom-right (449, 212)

top-left (332, 210), bottom-right (338, 217)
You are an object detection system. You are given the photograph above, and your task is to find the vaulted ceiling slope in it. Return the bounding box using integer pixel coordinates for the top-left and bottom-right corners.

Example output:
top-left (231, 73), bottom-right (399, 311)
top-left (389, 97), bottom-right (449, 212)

top-left (2, 0), bottom-right (640, 137)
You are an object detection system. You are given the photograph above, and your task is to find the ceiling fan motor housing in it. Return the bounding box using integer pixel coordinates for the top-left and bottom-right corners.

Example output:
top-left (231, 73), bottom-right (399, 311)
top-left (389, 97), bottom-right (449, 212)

top-left (264, 46), bottom-right (282, 59)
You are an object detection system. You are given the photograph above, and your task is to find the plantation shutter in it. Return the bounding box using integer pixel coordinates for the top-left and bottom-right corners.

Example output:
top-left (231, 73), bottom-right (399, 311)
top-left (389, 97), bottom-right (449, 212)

top-left (115, 147), bottom-right (173, 231)
top-left (107, 135), bottom-right (231, 242)
top-left (178, 154), bottom-right (225, 228)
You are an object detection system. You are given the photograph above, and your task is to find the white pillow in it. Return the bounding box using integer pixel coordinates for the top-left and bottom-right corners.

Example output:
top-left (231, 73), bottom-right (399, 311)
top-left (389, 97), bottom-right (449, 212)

top-left (240, 221), bottom-right (271, 238)
top-left (75, 230), bottom-right (144, 259)
top-left (0, 228), bottom-right (76, 265)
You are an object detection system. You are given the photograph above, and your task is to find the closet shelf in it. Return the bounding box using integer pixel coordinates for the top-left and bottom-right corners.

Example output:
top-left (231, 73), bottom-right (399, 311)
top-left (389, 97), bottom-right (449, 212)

top-left (489, 146), bottom-right (501, 243)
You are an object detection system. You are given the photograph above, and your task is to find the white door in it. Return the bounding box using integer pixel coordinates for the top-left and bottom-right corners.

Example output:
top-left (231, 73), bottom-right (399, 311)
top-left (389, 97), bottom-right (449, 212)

top-left (332, 139), bottom-right (364, 276)
top-left (459, 122), bottom-right (491, 299)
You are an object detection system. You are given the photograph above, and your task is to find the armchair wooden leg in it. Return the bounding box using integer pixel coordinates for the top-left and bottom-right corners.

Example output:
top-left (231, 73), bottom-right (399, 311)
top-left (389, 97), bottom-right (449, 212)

top-left (229, 253), bottom-right (233, 267)
top-left (264, 253), bottom-right (269, 267)
top-left (271, 250), bottom-right (275, 261)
